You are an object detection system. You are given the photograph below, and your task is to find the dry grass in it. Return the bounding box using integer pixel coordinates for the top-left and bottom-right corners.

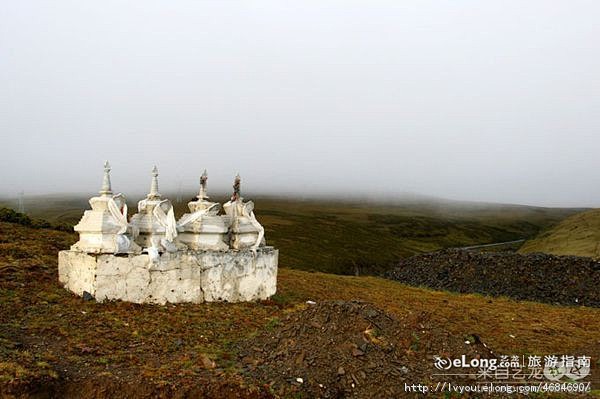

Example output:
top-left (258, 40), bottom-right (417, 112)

top-left (520, 209), bottom-right (600, 259)
top-left (277, 269), bottom-right (600, 359)
top-left (0, 220), bottom-right (598, 396)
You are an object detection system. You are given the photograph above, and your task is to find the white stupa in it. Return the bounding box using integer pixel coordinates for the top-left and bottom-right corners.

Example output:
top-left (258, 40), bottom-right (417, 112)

top-left (223, 174), bottom-right (265, 250)
top-left (129, 166), bottom-right (178, 254)
top-left (177, 170), bottom-right (231, 250)
top-left (71, 161), bottom-right (139, 254)
top-left (59, 163), bottom-right (278, 305)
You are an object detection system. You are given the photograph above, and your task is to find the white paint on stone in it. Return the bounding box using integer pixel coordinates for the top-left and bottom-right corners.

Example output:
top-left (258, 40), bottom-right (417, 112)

top-left (58, 248), bottom-right (278, 305)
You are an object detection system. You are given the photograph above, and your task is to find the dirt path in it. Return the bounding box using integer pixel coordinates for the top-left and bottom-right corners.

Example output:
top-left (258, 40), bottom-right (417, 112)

top-left (458, 239), bottom-right (525, 250)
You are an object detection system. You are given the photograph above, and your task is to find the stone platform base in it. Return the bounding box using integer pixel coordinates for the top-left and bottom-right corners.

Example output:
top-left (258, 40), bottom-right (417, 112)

top-left (58, 248), bottom-right (278, 304)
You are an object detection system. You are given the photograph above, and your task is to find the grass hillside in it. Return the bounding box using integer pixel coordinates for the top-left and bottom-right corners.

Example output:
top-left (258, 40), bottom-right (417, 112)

top-left (0, 194), bottom-right (583, 275)
top-left (519, 209), bottom-right (600, 259)
top-left (1, 221), bottom-right (599, 397)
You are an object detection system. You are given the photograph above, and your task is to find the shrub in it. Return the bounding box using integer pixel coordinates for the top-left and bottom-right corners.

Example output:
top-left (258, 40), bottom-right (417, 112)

top-left (0, 208), bottom-right (73, 232)
top-left (0, 208), bottom-right (32, 226)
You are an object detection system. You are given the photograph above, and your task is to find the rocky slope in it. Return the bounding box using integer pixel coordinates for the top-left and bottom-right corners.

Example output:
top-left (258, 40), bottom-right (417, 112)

top-left (386, 249), bottom-right (600, 307)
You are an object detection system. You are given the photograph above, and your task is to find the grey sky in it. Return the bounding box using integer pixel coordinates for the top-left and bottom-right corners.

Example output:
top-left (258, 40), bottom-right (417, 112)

top-left (1, 1), bottom-right (599, 207)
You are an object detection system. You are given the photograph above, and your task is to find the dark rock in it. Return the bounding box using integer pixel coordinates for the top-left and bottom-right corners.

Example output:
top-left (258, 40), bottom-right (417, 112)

top-left (82, 291), bottom-right (94, 301)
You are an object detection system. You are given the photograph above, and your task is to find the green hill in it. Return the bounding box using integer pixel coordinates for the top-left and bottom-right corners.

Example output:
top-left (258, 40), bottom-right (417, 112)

top-left (0, 194), bottom-right (584, 275)
top-left (519, 208), bottom-right (600, 259)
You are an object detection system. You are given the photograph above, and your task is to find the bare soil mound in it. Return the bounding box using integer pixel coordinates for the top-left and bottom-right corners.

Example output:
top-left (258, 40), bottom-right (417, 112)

top-left (385, 249), bottom-right (600, 307)
top-left (238, 300), bottom-right (494, 398)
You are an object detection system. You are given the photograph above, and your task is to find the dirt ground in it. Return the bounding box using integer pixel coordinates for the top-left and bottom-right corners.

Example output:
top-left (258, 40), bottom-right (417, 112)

top-left (1, 221), bottom-right (599, 398)
top-left (238, 300), bottom-right (497, 398)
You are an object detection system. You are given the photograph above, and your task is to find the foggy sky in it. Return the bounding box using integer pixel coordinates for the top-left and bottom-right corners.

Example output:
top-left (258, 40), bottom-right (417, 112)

top-left (1, 1), bottom-right (599, 207)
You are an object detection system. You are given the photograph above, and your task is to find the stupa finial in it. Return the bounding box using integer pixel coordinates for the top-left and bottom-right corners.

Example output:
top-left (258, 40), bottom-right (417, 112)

top-left (147, 165), bottom-right (161, 200)
top-left (99, 161), bottom-right (113, 196)
top-left (198, 169), bottom-right (209, 200)
top-left (231, 173), bottom-right (241, 201)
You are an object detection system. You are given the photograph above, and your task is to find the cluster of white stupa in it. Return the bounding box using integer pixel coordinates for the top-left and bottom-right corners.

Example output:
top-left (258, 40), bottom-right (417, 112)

top-left (72, 162), bottom-right (265, 260)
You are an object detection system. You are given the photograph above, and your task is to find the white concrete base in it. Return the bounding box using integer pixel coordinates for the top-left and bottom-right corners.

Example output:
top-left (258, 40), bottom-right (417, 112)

top-left (58, 248), bottom-right (278, 304)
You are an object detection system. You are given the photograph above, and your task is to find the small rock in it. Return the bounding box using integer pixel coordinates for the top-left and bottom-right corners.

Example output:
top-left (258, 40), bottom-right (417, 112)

top-left (296, 377), bottom-right (303, 384)
top-left (295, 350), bottom-right (305, 365)
top-left (199, 354), bottom-right (216, 369)
top-left (82, 291), bottom-right (94, 301)
top-left (352, 348), bottom-right (365, 357)
top-left (242, 356), bottom-right (256, 365)
top-left (79, 346), bottom-right (95, 354)
top-left (337, 366), bottom-right (345, 375)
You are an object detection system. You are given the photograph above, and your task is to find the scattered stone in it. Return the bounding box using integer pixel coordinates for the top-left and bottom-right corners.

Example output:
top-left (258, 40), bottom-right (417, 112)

top-left (238, 300), bottom-right (494, 398)
top-left (385, 249), bottom-right (600, 307)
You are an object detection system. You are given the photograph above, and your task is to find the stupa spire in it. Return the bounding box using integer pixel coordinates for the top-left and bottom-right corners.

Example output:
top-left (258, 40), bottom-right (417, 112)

top-left (99, 161), bottom-right (113, 196)
top-left (147, 165), bottom-right (161, 200)
top-left (231, 173), bottom-right (241, 201)
top-left (198, 169), bottom-right (209, 200)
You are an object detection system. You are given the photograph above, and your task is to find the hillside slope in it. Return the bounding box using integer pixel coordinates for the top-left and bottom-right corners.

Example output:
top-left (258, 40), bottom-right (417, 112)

top-left (0, 195), bottom-right (583, 275)
top-left (1, 221), bottom-right (599, 397)
top-left (519, 209), bottom-right (600, 259)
